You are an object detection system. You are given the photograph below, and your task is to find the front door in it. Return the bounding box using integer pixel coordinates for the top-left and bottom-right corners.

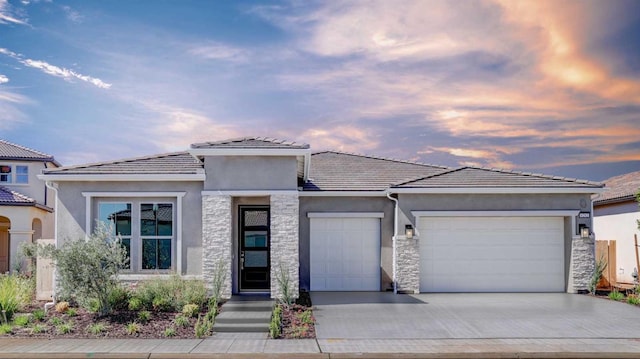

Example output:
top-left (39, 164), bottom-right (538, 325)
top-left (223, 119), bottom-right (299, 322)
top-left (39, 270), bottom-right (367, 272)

top-left (0, 228), bottom-right (8, 273)
top-left (239, 206), bottom-right (270, 291)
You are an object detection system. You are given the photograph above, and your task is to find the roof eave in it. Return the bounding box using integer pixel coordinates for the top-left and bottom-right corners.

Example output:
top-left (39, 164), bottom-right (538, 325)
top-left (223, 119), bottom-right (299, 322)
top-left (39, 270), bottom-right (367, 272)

top-left (38, 173), bottom-right (206, 182)
top-left (389, 187), bottom-right (605, 194)
top-left (594, 195), bottom-right (637, 206)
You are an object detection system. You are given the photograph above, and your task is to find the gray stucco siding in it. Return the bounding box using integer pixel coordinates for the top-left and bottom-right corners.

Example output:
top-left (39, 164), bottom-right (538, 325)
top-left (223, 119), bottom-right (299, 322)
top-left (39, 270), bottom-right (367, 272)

top-left (298, 196), bottom-right (395, 291)
top-left (54, 181), bottom-right (204, 276)
top-left (203, 156), bottom-right (298, 190)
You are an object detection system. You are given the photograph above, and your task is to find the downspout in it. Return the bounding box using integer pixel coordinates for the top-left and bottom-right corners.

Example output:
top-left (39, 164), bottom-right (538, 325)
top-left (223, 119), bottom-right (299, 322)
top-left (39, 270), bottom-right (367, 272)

top-left (386, 190), bottom-right (398, 294)
top-left (44, 181), bottom-right (58, 312)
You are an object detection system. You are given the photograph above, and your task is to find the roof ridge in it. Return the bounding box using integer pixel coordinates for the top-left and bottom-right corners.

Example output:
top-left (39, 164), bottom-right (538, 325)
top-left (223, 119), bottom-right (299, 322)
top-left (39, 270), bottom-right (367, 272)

top-left (465, 165), bottom-right (603, 186)
top-left (0, 139), bottom-right (54, 159)
top-left (313, 150), bottom-right (450, 170)
top-left (191, 136), bottom-right (309, 148)
top-left (0, 185), bottom-right (35, 203)
top-left (44, 151), bottom-right (193, 172)
top-left (392, 167), bottom-right (466, 187)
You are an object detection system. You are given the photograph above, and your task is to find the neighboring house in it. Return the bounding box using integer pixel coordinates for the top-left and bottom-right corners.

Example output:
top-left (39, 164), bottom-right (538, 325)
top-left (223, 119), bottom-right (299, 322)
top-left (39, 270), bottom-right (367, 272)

top-left (39, 137), bottom-right (603, 297)
top-left (593, 170), bottom-right (640, 283)
top-left (0, 139), bottom-right (59, 273)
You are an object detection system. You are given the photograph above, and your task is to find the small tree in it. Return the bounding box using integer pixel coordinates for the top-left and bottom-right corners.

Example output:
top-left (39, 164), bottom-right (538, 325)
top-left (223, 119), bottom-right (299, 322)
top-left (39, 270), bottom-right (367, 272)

top-left (636, 189), bottom-right (640, 230)
top-left (42, 223), bottom-right (128, 316)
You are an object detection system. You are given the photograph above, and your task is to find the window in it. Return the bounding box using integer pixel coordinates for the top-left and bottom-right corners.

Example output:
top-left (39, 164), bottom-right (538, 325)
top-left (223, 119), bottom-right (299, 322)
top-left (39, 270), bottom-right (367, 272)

top-left (0, 165), bottom-right (11, 183)
top-left (141, 203), bottom-right (173, 270)
top-left (98, 202), bottom-right (132, 269)
top-left (15, 166), bottom-right (28, 184)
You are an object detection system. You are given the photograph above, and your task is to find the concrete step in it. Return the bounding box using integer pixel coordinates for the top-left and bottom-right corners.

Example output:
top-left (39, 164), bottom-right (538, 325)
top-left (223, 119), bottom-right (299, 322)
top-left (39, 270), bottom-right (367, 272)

top-left (213, 322), bottom-right (271, 333)
top-left (215, 311), bottom-right (272, 324)
top-left (221, 301), bottom-right (273, 312)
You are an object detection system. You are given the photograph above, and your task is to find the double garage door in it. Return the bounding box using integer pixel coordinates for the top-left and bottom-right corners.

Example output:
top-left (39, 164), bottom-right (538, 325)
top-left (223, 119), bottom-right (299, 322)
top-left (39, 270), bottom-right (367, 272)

top-left (309, 214), bottom-right (565, 292)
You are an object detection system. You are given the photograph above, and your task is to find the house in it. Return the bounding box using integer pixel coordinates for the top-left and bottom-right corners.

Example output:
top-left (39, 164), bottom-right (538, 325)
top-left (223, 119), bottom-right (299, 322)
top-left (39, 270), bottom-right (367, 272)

top-left (39, 137), bottom-right (603, 297)
top-left (593, 170), bottom-right (640, 283)
top-left (0, 139), bottom-right (59, 273)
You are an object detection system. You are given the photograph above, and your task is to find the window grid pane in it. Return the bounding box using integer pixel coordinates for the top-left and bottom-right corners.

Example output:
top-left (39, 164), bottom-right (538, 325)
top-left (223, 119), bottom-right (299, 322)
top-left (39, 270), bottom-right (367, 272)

top-left (15, 166), bottom-right (28, 184)
top-left (0, 165), bottom-right (11, 183)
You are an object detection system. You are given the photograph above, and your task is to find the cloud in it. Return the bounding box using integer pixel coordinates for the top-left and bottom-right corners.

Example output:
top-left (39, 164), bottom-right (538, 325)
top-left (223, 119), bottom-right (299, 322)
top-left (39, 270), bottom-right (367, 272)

top-left (189, 42), bottom-right (248, 62)
top-left (0, 0), bottom-right (28, 25)
top-left (0, 89), bottom-right (31, 130)
top-left (300, 125), bottom-right (380, 153)
top-left (0, 74), bottom-right (8, 84)
top-left (0, 47), bottom-right (111, 89)
top-left (61, 5), bottom-right (84, 23)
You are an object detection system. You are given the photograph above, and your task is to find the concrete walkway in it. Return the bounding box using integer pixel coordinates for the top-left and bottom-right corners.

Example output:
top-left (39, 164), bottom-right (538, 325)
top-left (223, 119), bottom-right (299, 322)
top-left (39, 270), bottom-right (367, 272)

top-left (2, 337), bottom-right (640, 358)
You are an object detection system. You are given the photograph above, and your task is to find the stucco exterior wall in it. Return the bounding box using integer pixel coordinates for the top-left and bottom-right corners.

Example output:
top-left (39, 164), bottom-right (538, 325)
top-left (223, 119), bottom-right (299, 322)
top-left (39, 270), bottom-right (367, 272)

top-left (594, 201), bottom-right (640, 283)
top-left (203, 156), bottom-right (298, 190)
top-left (298, 196), bottom-right (395, 291)
top-left (54, 181), bottom-right (204, 275)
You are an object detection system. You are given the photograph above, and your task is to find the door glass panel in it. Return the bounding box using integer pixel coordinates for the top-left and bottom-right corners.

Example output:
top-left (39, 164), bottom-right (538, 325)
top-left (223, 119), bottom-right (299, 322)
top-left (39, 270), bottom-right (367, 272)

top-left (244, 231), bottom-right (267, 248)
top-left (244, 251), bottom-right (268, 267)
top-left (244, 210), bottom-right (268, 226)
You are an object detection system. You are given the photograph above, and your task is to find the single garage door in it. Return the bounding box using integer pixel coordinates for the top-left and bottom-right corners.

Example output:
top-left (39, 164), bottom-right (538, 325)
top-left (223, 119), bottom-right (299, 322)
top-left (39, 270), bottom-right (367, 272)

top-left (418, 216), bottom-right (565, 292)
top-left (310, 216), bottom-right (381, 291)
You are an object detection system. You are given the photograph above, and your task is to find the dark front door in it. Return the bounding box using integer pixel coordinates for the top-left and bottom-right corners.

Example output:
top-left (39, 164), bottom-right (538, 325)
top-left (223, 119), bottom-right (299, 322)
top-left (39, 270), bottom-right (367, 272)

top-left (239, 206), bottom-right (270, 291)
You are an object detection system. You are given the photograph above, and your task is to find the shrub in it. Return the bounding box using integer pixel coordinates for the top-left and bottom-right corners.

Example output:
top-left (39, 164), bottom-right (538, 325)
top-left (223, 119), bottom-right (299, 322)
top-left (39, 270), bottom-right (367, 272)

top-left (126, 322), bottom-right (141, 335)
top-left (174, 315), bottom-right (189, 328)
top-left (57, 322), bottom-right (73, 334)
top-left (609, 290), bottom-right (625, 301)
top-left (49, 317), bottom-right (63, 326)
top-left (66, 308), bottom-right (78, 317)
top-left (40, 223), bottom-right (128, 316)
top-left (0, 274), bottom-right (33, 323)
top-left (108, 285), bottom-right (131, 311)
top-left (128, 297), bottom-right (143, 311)
top-left (32, 309), bottom-right (46, 322)
top-left (13, 314), bottom-right (30, 327)
top-left (628, 295), bottom-right (640, 305)
top-left (164, 327), bottom-right (176, 337)
top-left (589, 256), bottom-right (607, 294)
top-left (138, 310), bottom-right (151, 323)
top-left (86, 299), bottom-right (101, 313)
top-left (182, 304), bottom-right (199, 318)
top-left (135, 276), bottom-right (207, 312)
top-left (30, 324), bottom-right (45, 334)
top-left (269, 305), bottom-right (282, 339)
top-left (194, 313), bottom-right (212, 338)
top-left (55, 301), bottom-right (69, 313)
top-left (0, 323), bottom-right (13, 334)
top-left (87, 322), bottom-right (107, 335)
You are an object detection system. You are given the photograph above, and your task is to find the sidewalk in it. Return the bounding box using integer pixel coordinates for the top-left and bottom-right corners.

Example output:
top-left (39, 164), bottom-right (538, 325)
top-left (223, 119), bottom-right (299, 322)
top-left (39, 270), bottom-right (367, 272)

top-left (2, 335), bottom-right (640, 359)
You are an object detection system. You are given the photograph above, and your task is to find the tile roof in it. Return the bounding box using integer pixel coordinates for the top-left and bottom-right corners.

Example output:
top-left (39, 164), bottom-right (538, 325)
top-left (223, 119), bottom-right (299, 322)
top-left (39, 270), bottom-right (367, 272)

top-left (0, 139), bottom-right (56, 163)
top-left (594, 170), bottom-right (640, 205)
top-left (394, 167), bottom-right (603, 188)
top-left (303, 151), bottom-right (449, 191)
top-left (43, 152), bottom-right (203, 175)
top-left (0, 185), bottom-right (36, 205)
top-left (191, 137), bottom-right (309, 149)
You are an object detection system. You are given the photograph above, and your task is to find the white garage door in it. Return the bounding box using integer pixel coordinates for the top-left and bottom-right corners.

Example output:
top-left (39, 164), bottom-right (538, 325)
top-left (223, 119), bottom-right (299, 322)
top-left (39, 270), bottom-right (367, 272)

top-left (310, 217), bottom-right (380, 291)
top-left (418, 216), bottom-right (565, 292)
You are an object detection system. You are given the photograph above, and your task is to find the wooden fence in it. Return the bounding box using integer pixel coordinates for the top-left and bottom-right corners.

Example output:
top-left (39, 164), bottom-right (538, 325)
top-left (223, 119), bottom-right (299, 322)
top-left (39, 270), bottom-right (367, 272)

top-left (36, 238), bottom-right (54, 301)
top-left (596, 240), bottom-right (617, 289)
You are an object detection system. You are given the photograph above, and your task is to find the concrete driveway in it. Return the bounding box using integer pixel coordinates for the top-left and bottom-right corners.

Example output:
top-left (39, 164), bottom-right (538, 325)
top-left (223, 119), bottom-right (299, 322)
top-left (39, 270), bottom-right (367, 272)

top-left (310, 292), bottom-right (640, 339)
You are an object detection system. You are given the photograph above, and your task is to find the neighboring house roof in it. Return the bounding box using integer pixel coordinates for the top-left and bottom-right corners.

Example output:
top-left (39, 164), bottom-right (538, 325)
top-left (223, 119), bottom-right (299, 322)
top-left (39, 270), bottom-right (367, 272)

top-left (594, 170), bottom-right (640, 206)
top-left (0, 185), bottom-right (53, 211)
top-left (303, 151), bottom-right (449, 191)
top-left (191, 136), bottom-right (310, 149)
top-left (394, 167), bottom-right (602, 189)
top-left (42, 152), bottom-right (203, 175)
top-left (0, 139), bottom-right (59, 165)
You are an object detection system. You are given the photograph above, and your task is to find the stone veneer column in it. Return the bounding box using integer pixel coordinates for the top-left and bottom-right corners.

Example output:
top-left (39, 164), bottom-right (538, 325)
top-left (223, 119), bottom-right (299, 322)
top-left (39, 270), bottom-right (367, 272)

top-left (202, 195), bottom-right (232, 299)
top-left (395, 236), bottom-right (420, 293)
top-left (270, 193), bottom-right (300, 300)
top-left (568, 235), bottom-right (595, 293)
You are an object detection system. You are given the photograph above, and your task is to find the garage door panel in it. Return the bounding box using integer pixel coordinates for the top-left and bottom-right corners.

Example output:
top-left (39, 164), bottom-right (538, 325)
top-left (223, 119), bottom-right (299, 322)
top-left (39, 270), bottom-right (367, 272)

top-left (419, 216), bottom-right (565, 293)
top-left (310, 217), bottom-right (380, 291)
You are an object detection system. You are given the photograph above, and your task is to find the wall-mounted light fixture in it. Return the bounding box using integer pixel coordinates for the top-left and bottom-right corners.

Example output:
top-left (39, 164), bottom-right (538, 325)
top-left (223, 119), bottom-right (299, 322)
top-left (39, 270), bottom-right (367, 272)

top-left (580, 226), bottom-right (590, 238)
top-left (405, 224), bottom-right (414, 239)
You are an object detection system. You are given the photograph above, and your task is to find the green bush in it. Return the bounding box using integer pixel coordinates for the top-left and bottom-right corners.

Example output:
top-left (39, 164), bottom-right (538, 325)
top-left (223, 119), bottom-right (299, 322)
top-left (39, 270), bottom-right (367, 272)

top-left (56, 322), bottom-right (73, 334)
top-left (107, 285), bottom-right (131, 311)
top-left (128, 297), bottom-right (143, 311)
top-left (627, 295), bottom-right (640, 305)
top-left (32, 308), bottom-right (45, 322)
top-left (609, 290), bottom-right (625, 301)
top-left (138, 310), bottom-right (151, 323)
top-left (49, 317), bottom-right (63, 326)
top-left (13, 314), bottom-right (30, 327)
top-left (30, 324), bottom-right (45, 334)
top-left (66, 308), bottom-right (77, 317)
top-left (0, 274), bottom-right (33, 323)
top-left (87, 322), bottom-right (107, 335)
top-left (182, 303), bottom-right (200, 318)
top-left (126, 322), bottom-right (141, 335)
top-left (174, 315), bottom-right (189, 328)
top-left (0, 323), bottom-right (13, 334)
top-left (135, 276), bottom-right (207, 312)
top-left (40, 224), bottom-right (128, 316)
top-left (194, 313), bottom-right (212, 338)
top-left (164, 327), bottom-right (176, 337)
top-left (269, 305), bottom-right (282, 339)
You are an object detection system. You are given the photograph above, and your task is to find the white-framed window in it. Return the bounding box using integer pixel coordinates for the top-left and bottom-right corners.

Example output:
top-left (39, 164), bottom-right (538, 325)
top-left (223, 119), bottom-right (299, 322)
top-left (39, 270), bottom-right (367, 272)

top-left (98, 202), bottom-right (133, 270)
top-left (140, 203), bottom-right (173, 270)
top-left (0, 165), bottom-right (12, 183)
top-left (15, 165), bottom-right (28, 184)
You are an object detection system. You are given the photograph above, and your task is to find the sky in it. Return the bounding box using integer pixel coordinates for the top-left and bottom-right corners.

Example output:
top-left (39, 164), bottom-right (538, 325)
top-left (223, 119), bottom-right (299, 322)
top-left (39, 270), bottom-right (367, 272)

top-left (1, 0), bottom-right (639, 182)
